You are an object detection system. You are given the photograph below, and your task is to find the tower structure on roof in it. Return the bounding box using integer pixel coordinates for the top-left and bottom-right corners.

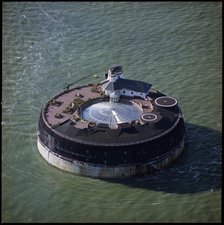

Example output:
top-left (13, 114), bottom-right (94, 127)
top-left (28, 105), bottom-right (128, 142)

top-left (102, 64), bottom-right (152, 102)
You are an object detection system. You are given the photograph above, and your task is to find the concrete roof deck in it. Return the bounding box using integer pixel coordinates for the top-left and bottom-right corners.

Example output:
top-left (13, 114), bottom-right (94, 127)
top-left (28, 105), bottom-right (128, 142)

top-left (44, 84), bottom-right (102, 127)
top-left (44, 83), bottom-right (179, 133)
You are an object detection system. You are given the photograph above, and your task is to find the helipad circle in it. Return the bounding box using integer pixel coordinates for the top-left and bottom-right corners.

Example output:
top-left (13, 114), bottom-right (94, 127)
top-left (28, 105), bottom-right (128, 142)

top-left (141, 113), bottom-right (157, 122)
top-left (155, 96), bottom-right (177, 107)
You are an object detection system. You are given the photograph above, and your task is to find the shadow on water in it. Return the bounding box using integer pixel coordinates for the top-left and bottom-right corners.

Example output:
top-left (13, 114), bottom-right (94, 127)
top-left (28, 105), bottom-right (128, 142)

top-left (102, 123), bottom-right (222, 194)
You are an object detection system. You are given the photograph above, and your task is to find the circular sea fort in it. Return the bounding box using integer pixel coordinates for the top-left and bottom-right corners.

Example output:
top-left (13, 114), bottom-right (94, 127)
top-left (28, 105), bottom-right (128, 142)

top-left (37, 65), bottom-right (187, 178)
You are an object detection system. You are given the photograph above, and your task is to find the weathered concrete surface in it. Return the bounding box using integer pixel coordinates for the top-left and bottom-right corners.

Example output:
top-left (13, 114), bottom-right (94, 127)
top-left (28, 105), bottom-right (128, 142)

top-left (37, 135), bottom-right (185, 179)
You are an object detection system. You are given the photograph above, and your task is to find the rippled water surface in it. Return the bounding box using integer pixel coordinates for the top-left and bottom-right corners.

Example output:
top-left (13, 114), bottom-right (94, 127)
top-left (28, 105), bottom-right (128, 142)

top-left (2, 2), bottom-right (222, 223)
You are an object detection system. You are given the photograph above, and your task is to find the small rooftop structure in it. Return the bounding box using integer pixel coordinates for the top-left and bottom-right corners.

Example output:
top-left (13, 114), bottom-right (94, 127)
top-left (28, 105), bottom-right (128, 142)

top-left (102, 65), bottom-right (152, 100)
top-left (109, 64), bottom-right (123, 76)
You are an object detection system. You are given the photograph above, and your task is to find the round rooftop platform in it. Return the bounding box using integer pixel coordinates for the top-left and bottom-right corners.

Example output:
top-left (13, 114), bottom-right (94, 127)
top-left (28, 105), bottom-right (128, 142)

top-left (155, 96), bottom-right (177, 107)
top-left (81, 101), bottom-right (142, 128)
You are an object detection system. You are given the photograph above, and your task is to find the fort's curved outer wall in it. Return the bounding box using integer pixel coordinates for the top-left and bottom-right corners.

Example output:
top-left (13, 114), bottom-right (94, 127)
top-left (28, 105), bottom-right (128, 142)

top-left (37, 106), bottom-right (186, 178)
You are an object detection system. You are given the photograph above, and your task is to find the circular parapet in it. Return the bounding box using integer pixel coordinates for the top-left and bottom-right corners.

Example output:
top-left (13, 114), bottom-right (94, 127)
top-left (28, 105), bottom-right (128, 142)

top-left (155, 96), bottom-right (177, 107)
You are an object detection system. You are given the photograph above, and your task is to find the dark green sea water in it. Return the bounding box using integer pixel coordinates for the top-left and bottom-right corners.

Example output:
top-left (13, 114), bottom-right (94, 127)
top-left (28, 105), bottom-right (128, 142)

top-left (2, 2), bottom-right (222, 223)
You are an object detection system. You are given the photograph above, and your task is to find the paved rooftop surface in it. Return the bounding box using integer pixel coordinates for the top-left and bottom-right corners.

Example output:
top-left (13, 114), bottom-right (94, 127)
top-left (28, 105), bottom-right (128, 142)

top-left (43, 83), bottom-right (181, 144)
